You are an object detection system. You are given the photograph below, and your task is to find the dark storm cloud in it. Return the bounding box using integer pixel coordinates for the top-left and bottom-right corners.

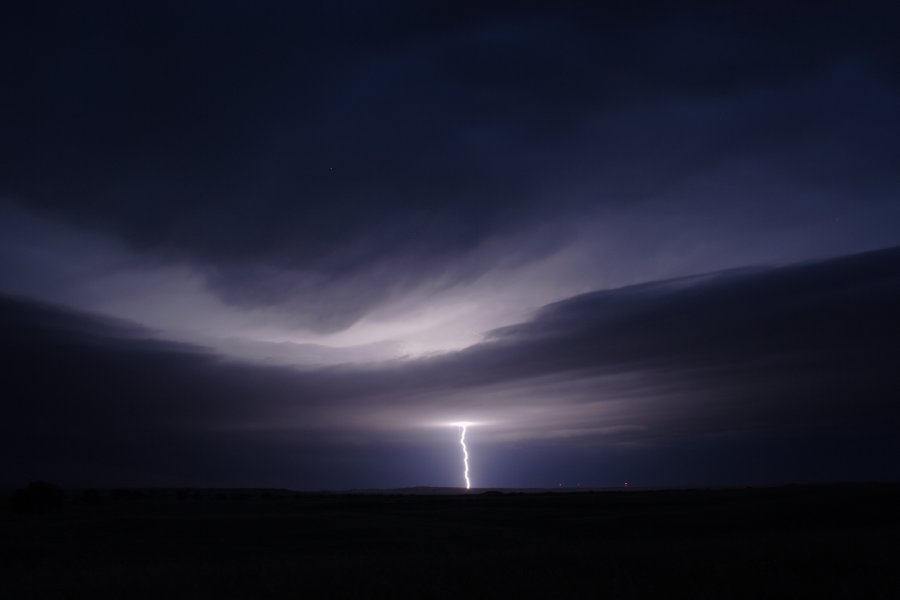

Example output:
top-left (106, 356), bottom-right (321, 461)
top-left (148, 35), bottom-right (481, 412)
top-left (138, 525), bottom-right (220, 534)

top-left (1, 2), bottom-right (899, 330)
top-left (3, 246), bottom-right (899, 487)
top-left (0, 292), bottom-right (344, 486)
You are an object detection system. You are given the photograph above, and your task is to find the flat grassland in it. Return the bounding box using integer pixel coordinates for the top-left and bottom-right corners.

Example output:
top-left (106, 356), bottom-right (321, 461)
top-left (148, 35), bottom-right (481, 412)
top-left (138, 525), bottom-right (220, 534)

top-left (1, 484), bottom-right (898, 598)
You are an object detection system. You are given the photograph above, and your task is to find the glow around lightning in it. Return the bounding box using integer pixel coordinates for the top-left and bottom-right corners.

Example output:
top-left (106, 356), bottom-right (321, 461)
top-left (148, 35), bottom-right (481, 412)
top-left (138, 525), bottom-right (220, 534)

top-left (459, 424), bottom-right (471, 489)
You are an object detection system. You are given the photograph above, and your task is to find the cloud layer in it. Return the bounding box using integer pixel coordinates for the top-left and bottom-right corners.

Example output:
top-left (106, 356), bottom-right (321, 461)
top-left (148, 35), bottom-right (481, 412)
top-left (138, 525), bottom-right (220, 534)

top-left (3, 246), bottom-right (898, 487)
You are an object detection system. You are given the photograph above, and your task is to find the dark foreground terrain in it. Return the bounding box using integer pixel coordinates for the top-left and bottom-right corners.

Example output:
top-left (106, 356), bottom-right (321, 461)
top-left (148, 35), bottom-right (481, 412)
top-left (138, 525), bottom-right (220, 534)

top-left (2, 484), bottom-right (898, 598)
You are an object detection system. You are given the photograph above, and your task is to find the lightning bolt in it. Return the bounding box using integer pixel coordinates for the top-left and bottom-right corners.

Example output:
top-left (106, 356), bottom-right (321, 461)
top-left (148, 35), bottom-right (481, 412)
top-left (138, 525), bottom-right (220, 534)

top-left (459, 424), bottom-right (471, 490)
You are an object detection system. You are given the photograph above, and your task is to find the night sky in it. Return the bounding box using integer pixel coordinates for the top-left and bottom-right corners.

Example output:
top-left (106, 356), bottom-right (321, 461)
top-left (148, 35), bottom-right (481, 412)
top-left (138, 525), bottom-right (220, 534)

top-left (2, 2), bottom-right (899, 489)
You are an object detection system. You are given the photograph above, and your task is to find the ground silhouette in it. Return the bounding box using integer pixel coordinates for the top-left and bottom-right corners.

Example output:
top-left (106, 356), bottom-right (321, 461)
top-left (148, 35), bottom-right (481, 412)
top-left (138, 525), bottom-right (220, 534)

top-left (2, 483), bottom-right (898, 598)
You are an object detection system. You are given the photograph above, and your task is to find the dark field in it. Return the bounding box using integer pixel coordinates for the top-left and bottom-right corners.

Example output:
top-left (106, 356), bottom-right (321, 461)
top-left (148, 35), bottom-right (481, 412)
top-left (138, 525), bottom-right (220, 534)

top-left (2, 484), bottom-right (898, 599)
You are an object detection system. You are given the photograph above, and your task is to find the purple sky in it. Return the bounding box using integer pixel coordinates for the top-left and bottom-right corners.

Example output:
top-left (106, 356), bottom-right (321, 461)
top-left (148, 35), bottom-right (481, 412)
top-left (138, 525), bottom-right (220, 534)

top-left (1, 2), bottom-right (899, 488)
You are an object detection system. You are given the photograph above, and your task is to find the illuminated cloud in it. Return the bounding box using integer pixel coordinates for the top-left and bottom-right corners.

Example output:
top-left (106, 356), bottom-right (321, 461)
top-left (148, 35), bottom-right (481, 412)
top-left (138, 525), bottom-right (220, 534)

top-left (2, 246), bottom-right (898, 487)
